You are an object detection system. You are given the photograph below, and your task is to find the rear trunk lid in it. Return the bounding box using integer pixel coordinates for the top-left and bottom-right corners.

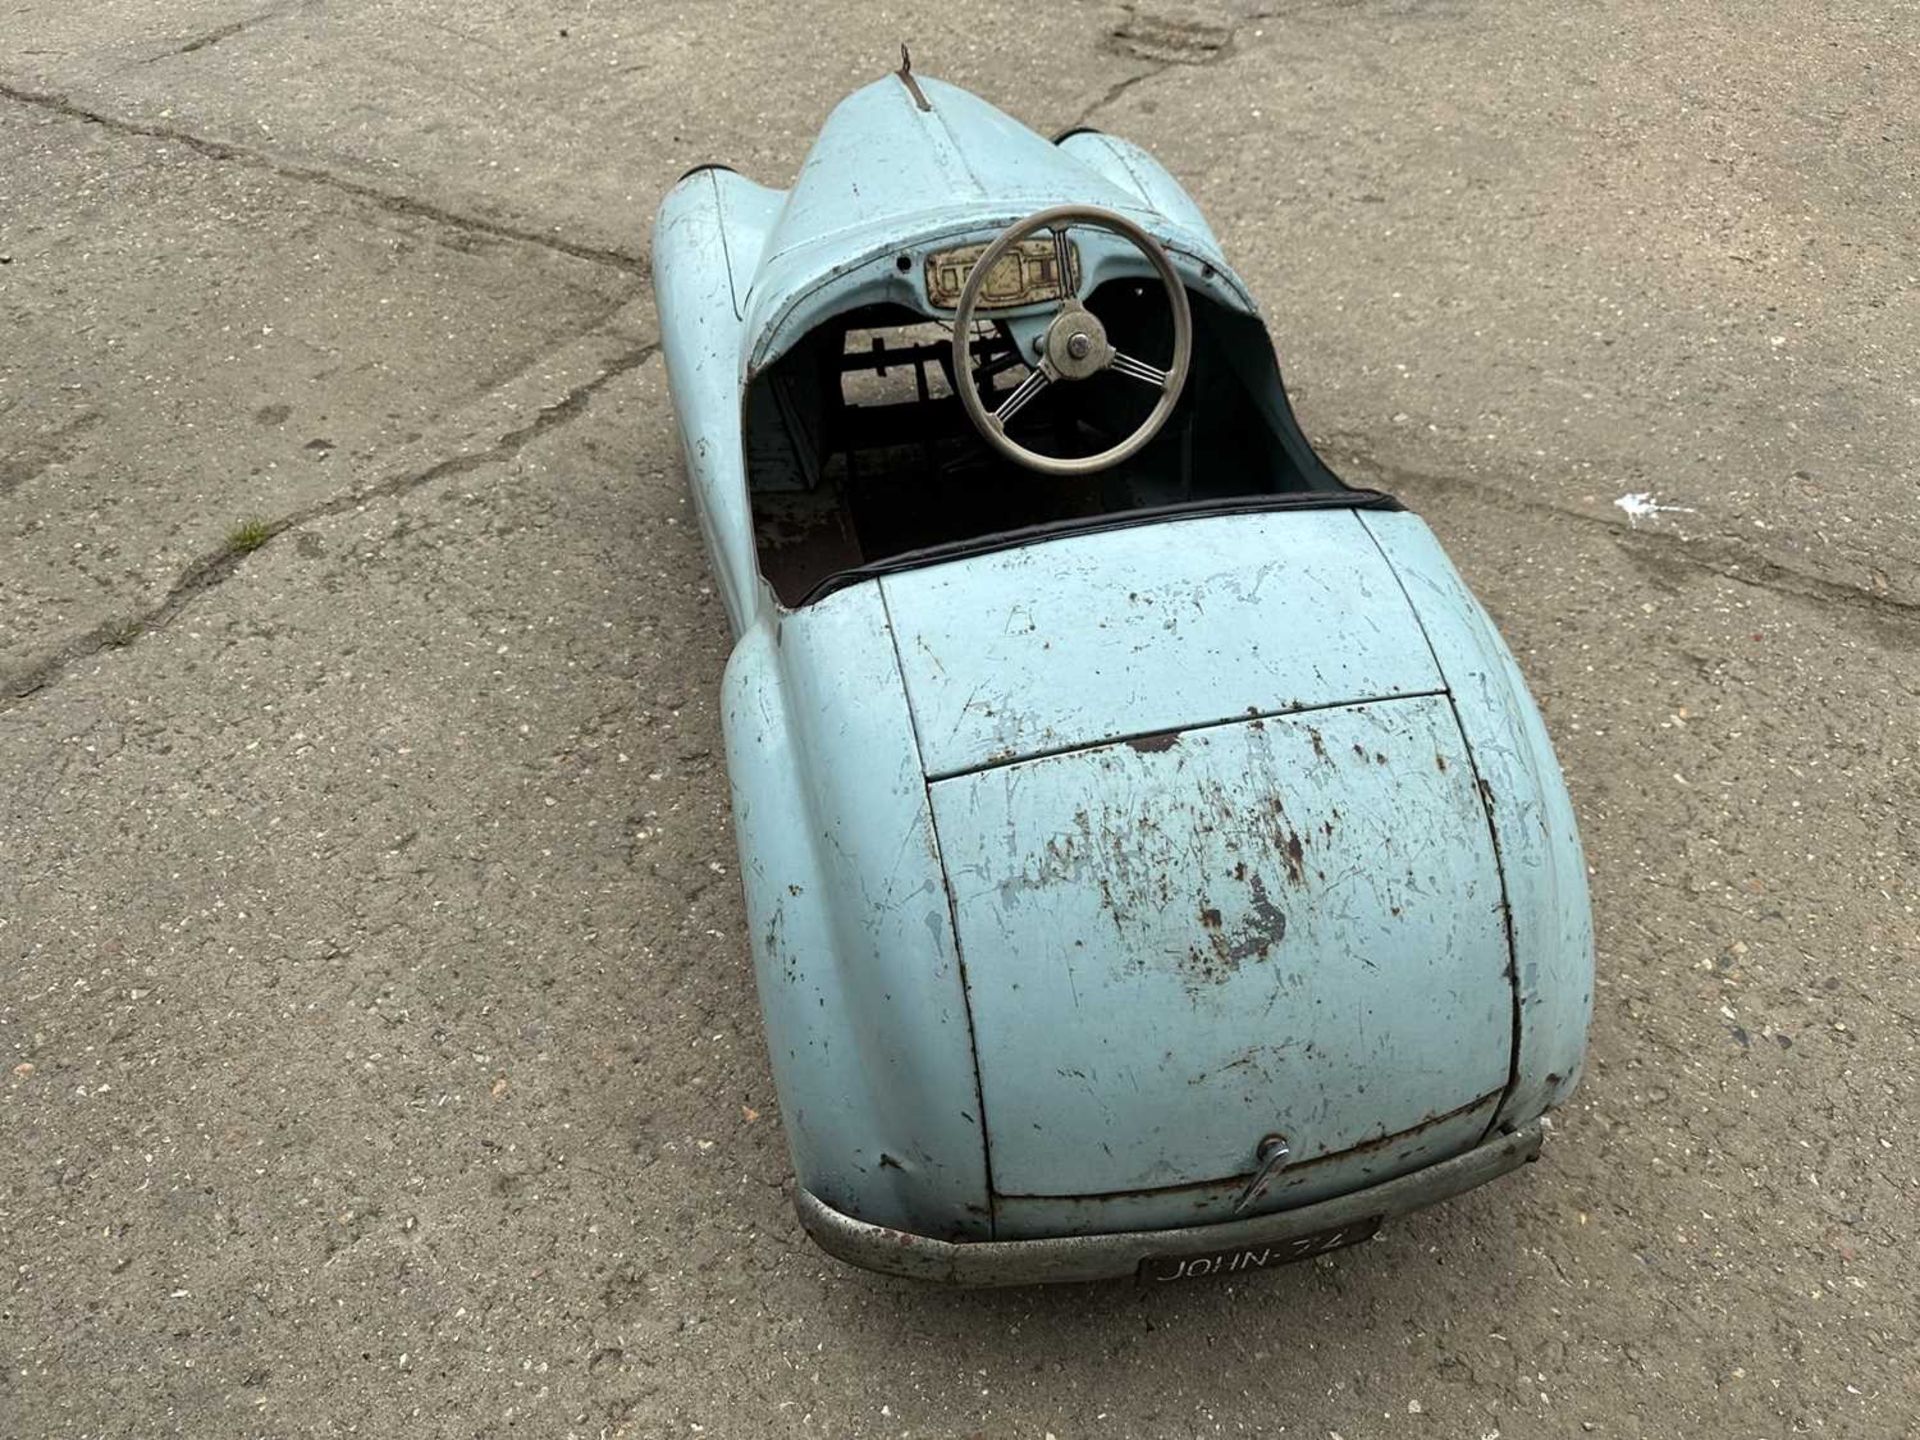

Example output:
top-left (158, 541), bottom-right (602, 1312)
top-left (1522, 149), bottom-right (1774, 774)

top-left (927, 695), bottom-right (1513, 1235)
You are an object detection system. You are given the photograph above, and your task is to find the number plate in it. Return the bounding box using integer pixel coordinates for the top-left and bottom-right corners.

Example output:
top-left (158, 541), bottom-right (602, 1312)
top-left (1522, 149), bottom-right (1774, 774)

top-left (1137, 1217), bottom-right (1382, 1282)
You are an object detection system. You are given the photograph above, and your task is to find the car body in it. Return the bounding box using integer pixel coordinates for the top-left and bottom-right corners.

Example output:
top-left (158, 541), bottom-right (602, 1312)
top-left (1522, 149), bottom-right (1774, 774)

top-left (651, 62), bottom-right (1592, 1284)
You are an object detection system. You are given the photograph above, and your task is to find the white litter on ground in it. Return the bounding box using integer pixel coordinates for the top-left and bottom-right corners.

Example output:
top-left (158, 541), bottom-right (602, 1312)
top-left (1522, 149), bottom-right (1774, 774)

top-left (1614, 491), bottom-right (1695, 522)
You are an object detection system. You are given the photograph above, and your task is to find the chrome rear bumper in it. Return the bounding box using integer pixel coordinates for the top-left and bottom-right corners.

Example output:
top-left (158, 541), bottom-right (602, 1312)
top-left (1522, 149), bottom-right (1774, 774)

top-left (794, 1120), bottom-right (1543, 1286)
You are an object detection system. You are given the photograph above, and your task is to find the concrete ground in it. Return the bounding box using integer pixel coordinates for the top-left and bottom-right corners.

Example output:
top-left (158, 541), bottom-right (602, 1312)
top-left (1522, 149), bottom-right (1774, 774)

top-left (2, 1), bottom-right (1915, 1435)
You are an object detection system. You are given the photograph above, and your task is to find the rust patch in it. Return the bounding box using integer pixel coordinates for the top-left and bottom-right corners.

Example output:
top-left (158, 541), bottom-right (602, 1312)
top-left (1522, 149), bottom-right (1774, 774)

top-left (1182, 875), bottom-right (1288, 983)
top-left (894, 45), bottom-right (932, 110)
top-left (1125, 729), bottom-right (1181, 754)
top-left (1308, 727), bottom-right (1328, 760)
top-left (1435, 754), bottom-right (1449, 772)
top-left (1282, 831), bottom-right (1306, 885)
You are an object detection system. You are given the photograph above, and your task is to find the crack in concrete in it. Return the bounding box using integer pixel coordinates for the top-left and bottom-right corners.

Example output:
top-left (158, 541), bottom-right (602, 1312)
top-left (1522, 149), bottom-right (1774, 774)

top-left (0, 79), bottom-right (647, 275)
top-left (1072, 3), bottom-right (1236, 127)
top-left (1323, 436), bottom-right (1920, 629)
top-left (1613, 528), bottom-right (1920, 628)
top-left (0, 342), bottom-right (661, 711)
top-left (1072, 65), bottom-right (1171, 130)
top-left (161, 19), bottom-right (256, 59)
top-left (147, 13), bottom-right (268, 62)
top-left (141, 1), bottom-right (329, 64)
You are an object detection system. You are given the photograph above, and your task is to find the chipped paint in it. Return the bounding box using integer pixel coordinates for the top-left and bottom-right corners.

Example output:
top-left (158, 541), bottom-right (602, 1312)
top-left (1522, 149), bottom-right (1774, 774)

top-left (1186, 874), bottom-right (1288, 981)
top-left (718, 587), bottom-right (994, 1241)
top-left (1359, 511), bottom-right (1593, 1140)
top-left (930, 694), bottom-right (1512, 1203)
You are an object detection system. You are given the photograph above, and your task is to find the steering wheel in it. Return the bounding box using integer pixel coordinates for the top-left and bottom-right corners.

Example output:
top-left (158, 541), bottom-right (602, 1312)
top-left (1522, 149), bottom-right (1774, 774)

top-left (951, 204), bottom-right (1192, 477)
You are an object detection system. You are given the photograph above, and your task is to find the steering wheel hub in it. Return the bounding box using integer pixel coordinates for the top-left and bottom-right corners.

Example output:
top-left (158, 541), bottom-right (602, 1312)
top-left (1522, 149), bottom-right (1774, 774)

top-left (1046, 303), bottom-right (1112, 380)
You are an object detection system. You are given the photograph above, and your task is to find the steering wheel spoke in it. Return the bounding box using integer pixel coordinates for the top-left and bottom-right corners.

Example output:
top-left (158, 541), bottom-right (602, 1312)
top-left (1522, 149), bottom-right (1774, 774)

top-left (991, 366), bottom-right (1051, 428)
top-left (1050, 223), bottom-right (1076, 300)
top-left (1109, 350), bottom-right (1169, 390)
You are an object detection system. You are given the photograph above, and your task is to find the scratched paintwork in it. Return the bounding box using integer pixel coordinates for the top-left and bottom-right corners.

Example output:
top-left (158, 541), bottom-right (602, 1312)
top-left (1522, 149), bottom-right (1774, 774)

top-left (1359, 512), bottom-right (1596, 1129)
top-left (654, 71), bottom-right (1592, 1275)
top-left (653, 167), bottom-right (765, 632)
top-left (722, 583), bottom-right (991, 1238)
top-left (880, 509), bottom-right (1445, 778)
top-left (930, 696), bottom-right (1511, 1201)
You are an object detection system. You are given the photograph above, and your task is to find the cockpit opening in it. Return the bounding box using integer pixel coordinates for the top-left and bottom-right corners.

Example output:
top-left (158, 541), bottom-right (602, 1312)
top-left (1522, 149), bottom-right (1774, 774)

top-left (741, 281), bottom-right (1345, 606)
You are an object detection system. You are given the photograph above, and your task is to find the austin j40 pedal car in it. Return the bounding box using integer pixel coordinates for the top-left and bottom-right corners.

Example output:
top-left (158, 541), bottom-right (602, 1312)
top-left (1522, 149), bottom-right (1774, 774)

top-left (651, 55), bottom-right (1592, 1284)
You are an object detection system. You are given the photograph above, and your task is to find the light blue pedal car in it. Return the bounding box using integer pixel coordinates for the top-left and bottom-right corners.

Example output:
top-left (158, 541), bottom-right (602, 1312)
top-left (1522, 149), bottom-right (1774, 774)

top-left (652, 60), bottom-right (1592, 1284)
